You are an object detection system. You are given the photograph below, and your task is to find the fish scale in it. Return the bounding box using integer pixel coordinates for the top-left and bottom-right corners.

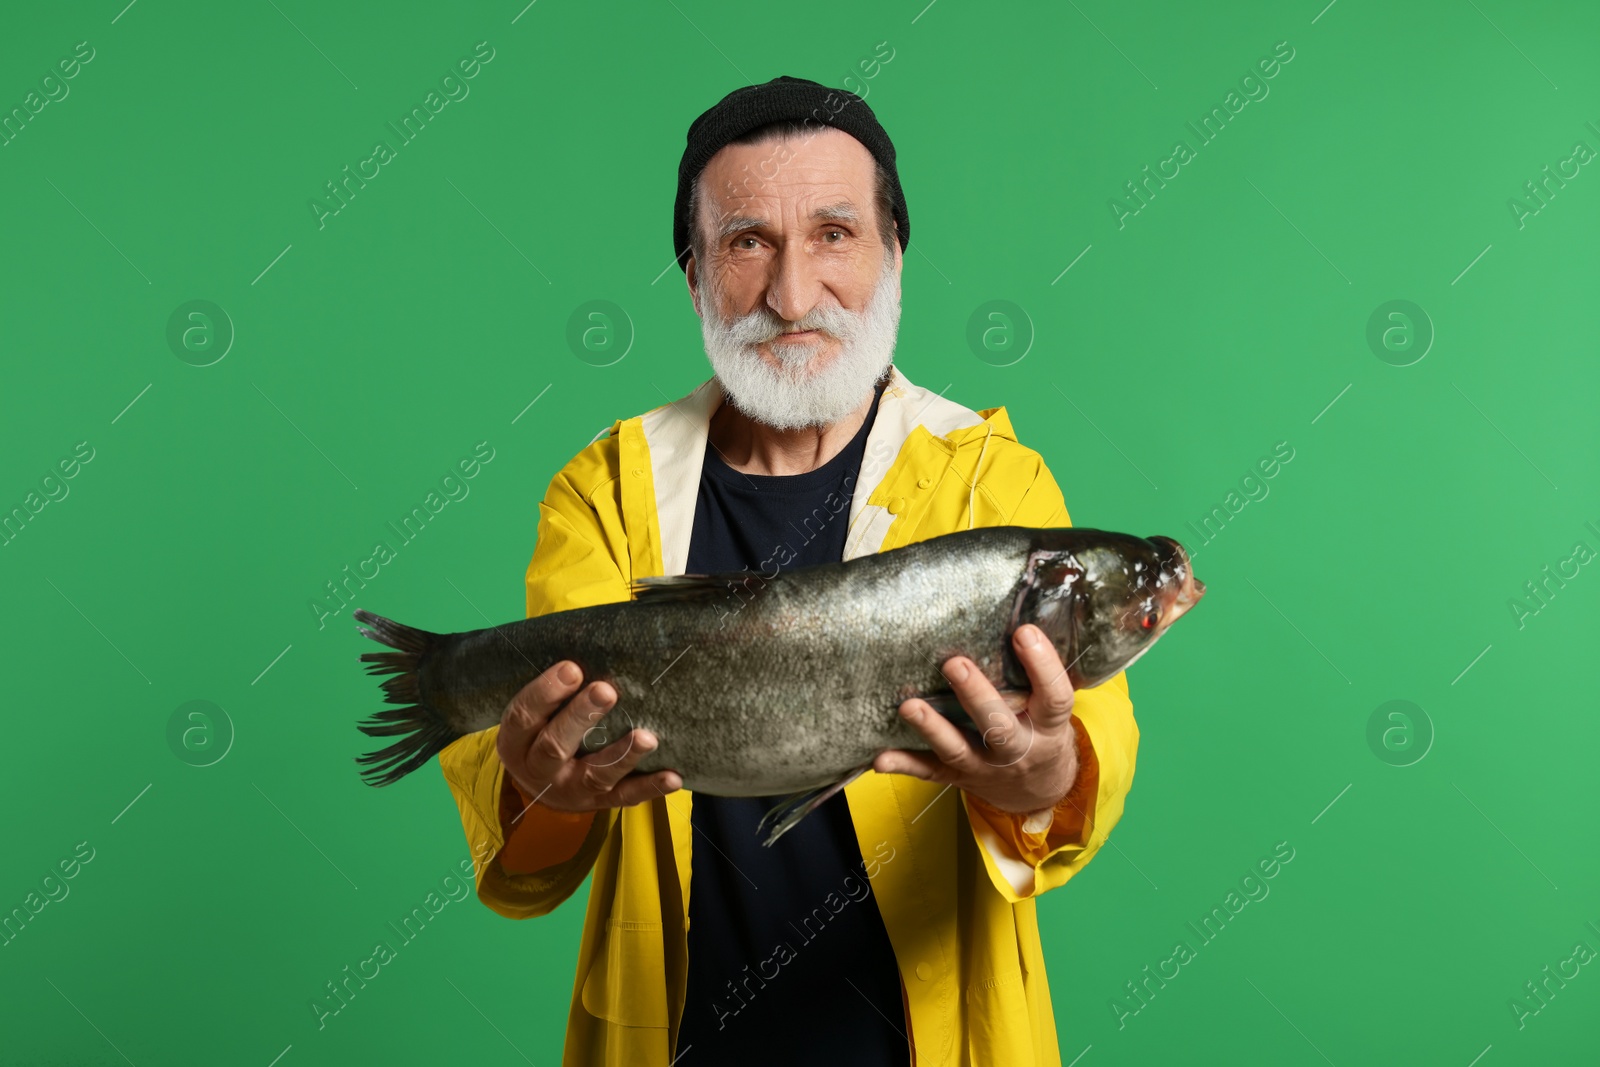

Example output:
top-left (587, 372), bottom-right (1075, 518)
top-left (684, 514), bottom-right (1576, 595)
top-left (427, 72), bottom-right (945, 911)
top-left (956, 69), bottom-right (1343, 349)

top-left (578, 539), bottom-right (1021, 793)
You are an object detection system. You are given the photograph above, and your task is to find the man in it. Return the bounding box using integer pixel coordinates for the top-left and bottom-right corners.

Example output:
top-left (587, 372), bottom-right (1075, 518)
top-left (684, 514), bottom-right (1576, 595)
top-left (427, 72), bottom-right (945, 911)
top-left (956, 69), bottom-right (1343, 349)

top-left (439, 76), bottom-right (1139, 1066)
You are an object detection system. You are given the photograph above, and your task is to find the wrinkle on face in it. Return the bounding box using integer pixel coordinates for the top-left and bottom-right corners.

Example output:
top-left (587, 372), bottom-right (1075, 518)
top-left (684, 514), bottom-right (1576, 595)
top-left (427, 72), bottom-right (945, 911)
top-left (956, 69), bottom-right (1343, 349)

top-left (690, 128), bottom-right (897, 377)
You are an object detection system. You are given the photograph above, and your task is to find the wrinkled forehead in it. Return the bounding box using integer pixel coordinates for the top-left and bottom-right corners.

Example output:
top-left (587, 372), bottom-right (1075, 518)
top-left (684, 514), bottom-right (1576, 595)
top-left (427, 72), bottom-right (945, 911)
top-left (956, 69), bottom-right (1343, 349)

top-left (697, 128), bottom-right (878, 233)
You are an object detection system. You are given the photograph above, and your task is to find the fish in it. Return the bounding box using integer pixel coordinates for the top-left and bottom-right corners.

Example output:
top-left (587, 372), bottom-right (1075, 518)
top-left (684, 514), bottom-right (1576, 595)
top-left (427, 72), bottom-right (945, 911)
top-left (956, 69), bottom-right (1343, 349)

top-left (353, 525), bottom-right (1205, 844)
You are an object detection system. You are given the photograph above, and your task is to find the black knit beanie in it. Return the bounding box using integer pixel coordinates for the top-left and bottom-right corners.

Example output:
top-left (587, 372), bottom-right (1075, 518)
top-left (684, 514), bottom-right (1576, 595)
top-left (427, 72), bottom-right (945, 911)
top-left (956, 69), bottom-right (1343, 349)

top-left (672, 75), bottom-right (909, 273)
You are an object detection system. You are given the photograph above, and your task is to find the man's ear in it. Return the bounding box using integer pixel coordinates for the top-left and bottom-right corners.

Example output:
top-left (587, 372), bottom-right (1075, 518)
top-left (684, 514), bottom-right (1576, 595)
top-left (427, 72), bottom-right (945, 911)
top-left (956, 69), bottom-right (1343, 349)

top-left (685, 256), bottom-right (701, 318)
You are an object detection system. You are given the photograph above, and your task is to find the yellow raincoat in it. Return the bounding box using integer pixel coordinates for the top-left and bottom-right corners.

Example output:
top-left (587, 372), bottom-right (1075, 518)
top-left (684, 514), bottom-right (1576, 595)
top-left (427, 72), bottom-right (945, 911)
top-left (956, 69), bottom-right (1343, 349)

top-left (439, 364), bottom-right (1140, 1066)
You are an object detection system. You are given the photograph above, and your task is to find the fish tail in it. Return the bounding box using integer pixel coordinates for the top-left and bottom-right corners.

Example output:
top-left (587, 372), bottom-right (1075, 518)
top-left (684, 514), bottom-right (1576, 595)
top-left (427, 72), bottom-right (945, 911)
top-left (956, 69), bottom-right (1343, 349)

top-left (352, 608), bottom-right (460, 787)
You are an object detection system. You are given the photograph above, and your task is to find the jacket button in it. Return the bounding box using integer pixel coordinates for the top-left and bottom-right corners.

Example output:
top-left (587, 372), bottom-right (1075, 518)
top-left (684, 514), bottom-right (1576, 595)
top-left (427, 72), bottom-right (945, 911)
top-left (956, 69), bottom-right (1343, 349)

top-left (916, 477), bottom-right (932, 490)
top-left (887, 496), bottom-right (906, 515)
top-left (631, 468), bottom-right (644, 478)
top-left (916, 962), bottom-right (933, 981)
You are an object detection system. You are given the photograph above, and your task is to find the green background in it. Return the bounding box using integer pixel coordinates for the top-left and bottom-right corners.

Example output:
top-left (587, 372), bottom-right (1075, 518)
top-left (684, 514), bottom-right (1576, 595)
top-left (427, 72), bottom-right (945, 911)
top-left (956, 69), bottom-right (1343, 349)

top-left (2, 0), bottom-right (1595, 1063)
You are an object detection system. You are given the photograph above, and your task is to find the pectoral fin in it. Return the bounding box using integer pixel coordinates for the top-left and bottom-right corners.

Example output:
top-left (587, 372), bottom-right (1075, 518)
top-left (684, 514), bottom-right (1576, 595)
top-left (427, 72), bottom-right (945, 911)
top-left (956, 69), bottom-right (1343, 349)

top-left (757, 764), bottom-right (872, 847)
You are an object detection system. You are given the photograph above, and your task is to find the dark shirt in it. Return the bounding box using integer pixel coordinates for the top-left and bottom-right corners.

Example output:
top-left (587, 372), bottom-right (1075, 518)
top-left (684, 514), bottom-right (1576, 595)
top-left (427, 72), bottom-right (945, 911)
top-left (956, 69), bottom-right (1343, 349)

top-left (674, 380), bottom-right (905, 1066)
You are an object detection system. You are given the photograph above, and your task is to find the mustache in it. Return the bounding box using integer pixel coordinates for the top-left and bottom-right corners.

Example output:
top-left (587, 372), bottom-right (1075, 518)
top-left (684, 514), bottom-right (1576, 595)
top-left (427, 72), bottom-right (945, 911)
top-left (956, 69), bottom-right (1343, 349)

top-left (718, 302), bottom-right (860, 346)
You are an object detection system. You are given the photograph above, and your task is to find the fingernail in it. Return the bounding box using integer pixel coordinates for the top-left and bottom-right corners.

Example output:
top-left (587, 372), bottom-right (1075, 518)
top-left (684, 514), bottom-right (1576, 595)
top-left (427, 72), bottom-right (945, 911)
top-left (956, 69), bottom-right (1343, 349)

top-left (1016, 626), bottom-right (1039, 648)
top-left (903, 703), bottom-right (923, 722)
top-left (593, 683), bottom-right (615, 707)
top-left (558, 662), bottom-right (580, 684)
top-left (943, 660), bottom-right (969, 682)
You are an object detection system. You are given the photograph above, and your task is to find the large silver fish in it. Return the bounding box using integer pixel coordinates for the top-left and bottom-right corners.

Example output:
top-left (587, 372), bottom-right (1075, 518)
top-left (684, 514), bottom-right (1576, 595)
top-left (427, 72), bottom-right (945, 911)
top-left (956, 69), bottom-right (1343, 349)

top-left (354, 526), bottom-right (1205, 843)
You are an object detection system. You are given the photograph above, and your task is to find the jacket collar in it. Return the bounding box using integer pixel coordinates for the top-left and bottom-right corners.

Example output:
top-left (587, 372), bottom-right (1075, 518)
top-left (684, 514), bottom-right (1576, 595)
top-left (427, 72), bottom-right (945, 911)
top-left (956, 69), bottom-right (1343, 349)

top-left (635, 363), bottom-right (993, 576)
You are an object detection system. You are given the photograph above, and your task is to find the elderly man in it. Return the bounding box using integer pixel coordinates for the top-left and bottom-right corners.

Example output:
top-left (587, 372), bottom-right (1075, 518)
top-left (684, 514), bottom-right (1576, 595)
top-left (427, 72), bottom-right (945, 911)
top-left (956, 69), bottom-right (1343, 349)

top-left (439, 76), bottom-right (1139, 1066)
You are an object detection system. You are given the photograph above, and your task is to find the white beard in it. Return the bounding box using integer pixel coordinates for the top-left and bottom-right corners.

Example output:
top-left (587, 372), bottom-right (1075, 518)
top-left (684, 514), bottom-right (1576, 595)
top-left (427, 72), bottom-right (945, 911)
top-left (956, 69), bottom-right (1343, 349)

top-left (698, 256), bottom-right (901, 430)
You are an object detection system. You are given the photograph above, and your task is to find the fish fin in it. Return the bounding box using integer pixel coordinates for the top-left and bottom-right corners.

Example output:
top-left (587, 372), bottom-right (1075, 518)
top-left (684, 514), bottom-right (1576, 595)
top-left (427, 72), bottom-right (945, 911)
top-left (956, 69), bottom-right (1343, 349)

top-left (627, 572), bottom-right (729, 604)
top-left (352, 609), bottom-right (462, 787)
top-left (756, 764), bottom-right (872, 847)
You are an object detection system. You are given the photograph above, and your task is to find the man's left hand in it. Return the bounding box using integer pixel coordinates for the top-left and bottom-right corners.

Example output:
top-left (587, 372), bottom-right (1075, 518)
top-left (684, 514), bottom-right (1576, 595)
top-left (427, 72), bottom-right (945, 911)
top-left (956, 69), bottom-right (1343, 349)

top-left (873, 623), bottom-right (1079, 816)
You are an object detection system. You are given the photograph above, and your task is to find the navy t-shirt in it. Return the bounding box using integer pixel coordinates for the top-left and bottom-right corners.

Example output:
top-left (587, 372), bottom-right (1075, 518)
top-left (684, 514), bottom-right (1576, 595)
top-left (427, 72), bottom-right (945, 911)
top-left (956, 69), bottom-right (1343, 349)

top-left (674, 379), bottom-right (906, 1066)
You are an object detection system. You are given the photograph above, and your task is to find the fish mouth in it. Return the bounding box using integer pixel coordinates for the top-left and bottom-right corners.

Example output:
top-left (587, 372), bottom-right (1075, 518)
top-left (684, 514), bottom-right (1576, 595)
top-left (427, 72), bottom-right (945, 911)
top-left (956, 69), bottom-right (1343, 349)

top-left (1148, 535), bottom-right (1206, 625)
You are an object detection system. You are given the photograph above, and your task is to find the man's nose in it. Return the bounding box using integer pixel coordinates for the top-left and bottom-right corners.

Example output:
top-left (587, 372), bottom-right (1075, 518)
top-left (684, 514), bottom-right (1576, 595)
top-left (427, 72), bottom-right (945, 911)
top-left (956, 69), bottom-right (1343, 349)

top-left (764, 239), bottom-right (825, 325)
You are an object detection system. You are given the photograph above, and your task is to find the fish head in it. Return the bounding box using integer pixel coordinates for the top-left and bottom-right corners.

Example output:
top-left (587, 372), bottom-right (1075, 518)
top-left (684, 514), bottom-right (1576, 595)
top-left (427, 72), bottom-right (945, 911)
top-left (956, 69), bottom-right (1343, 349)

top-left (1146, 535), bottom-right (1206, 628)
top-left (1016, 533), bottom-right (1206, 690)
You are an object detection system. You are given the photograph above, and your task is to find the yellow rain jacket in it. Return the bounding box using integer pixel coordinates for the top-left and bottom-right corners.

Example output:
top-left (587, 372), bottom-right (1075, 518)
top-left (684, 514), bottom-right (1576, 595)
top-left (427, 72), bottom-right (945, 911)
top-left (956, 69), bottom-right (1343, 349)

top-left (439, 364), bottom-right (1139, 1066)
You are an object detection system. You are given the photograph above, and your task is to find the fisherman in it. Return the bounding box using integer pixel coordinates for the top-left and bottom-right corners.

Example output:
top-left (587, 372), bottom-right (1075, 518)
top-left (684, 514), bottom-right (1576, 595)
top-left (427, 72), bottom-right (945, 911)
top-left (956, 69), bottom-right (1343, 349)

top-left (438, 76), bottom-right (1139, 1066)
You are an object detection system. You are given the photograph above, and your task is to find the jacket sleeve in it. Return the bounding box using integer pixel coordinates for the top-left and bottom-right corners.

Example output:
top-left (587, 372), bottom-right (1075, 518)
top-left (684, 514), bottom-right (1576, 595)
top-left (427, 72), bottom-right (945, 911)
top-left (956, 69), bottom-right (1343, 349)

top-left (438, 462), bottom-right (626, 919)
top-left (961, 450), bottom-right (1142, 904)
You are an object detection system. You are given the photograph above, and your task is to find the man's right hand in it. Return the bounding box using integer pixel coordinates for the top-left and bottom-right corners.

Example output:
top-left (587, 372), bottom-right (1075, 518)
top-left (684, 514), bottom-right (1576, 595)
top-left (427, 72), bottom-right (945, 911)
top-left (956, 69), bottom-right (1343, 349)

top-left (496, 660), bottom-right (682, 814)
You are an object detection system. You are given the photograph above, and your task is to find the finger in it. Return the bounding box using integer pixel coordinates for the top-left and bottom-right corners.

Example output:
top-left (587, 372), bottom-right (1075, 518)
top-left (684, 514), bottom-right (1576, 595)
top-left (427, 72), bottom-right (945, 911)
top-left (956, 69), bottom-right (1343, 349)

top-left (524, 680), bottom-right (618, 780)
top-left (940, 655), bottom-right (998, 706)
top-left (871, 748), bottom-right (944, 781)
top-left (1013, 625), bottom-right (1076, 731)
top-left (940, 657), bottom-right (1023, 757)
top-left (577, 729), bottom-right (658, 793)
top-left (603, 769), bottom-right (682, 808)
top-left (898, 698), bottom-right (980, 771)
top-left (499, 661), bottom-right (583, 763)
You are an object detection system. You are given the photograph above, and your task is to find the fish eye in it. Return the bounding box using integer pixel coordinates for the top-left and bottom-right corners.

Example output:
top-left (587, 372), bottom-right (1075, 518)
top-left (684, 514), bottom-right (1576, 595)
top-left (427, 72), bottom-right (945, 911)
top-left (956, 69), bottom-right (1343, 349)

top-left (1141, 609), bottom-right (1159, 631)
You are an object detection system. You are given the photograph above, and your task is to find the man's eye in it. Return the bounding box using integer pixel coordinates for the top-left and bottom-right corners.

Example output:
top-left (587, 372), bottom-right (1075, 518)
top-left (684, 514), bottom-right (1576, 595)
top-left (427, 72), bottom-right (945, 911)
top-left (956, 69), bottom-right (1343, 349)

top-left (823, 230), bottom-right (845, 242)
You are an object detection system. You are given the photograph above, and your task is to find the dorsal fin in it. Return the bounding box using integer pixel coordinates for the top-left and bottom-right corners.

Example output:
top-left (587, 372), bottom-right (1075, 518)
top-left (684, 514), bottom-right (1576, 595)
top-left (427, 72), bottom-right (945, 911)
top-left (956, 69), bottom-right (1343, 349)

top-left (629, 572), bottom-right (736, 604)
